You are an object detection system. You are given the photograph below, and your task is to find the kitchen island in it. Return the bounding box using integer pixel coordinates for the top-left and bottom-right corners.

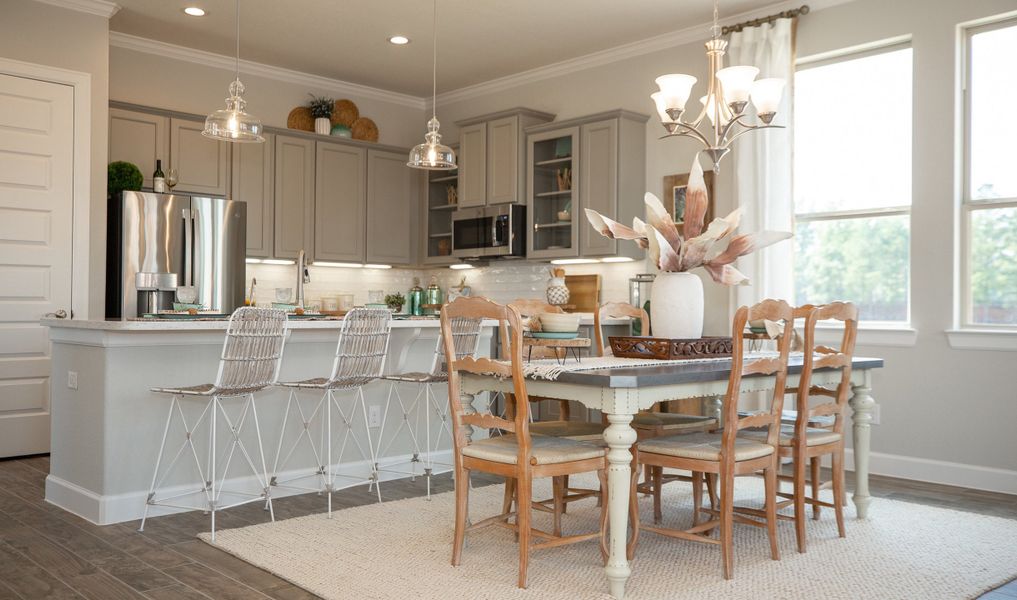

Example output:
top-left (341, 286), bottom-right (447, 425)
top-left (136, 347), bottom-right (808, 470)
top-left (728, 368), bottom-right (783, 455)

top-left (42, 316), bottom-right (498, 525)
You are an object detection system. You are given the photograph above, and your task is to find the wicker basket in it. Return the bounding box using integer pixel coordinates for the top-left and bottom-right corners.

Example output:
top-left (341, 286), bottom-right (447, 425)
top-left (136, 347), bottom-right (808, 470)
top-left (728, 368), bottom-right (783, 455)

top-left (351, 117), bottom-right (379, 142)
top-left (286, 106), bottom-right (314, 132)
top-left (331, 99), bottom-right (359, 127)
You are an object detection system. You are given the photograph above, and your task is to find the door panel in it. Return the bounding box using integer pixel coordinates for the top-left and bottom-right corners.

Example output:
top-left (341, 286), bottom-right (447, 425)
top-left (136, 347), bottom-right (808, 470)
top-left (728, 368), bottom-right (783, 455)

top-left (108, 108), bottom-right (169, 190)
top-left (457, 123), bottom-right (486, 207)
top-left (0, 73), bottom-right (74, 457)
top-left (170, 118), bottom-right (229, 196)
top-left (366, 150), bottom-right (414, 265)
top-left (232, 133), bottom-right (274, 257)
top-left (273, 135), bottom-right (315, 259)
top-left (315, 142), bottom-right (366, 262)
top-left (579, 119), bottom-right (618, 256)
top-left (486, 116), bottom-right (519, 204)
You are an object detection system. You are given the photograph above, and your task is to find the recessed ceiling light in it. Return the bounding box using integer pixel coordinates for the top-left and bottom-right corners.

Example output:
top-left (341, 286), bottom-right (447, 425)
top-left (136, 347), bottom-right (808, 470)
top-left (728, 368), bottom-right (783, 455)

top-left (388, 35), bottom-right (410, 45)
top-left (183, 7), bottom-right (206, 17)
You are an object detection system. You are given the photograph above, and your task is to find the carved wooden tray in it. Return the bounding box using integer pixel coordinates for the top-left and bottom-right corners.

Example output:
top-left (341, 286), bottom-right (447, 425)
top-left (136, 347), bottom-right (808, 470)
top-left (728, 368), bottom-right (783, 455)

top-left (608, 336), bottom-right (733, 360)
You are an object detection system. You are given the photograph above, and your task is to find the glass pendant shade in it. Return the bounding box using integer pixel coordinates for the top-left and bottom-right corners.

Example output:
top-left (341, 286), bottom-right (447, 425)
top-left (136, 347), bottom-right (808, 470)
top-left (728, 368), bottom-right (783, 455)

top-left (203, 79), bottom-right (264, 143)
top-left (715, 66), bottom-right (759, 104)
top-left (654, 74), bottom-right (697, 112)
top-left (650, 92), bottom-right (673, 123)
top-left (700, 94), bottom-right (731, 126)
top-left (750, 77), bottom-right (786, 115)
top-left (408, 117), bottom-right (457, 170)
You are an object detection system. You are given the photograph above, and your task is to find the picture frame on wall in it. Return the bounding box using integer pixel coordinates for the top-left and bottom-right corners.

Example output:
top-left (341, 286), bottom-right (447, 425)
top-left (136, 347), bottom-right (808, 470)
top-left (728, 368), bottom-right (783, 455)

top-left (663, 170), bottom-right (715, 226)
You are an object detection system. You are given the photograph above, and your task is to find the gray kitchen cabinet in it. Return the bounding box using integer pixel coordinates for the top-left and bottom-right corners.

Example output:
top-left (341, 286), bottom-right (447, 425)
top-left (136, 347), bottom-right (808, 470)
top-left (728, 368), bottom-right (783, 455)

top-left (366, 149), bottom-right (416, 265)
top-left (314, 141), bottom-right (366, 263)
top-left (274, 135), bottom-right (315, 260)
top-left (169, 117), bottom-right (229, 196)
top-left (456, 108), bottom-right (554, 207)
top-left (232, 133), bottom-right (274, 258)
top-left (579, 118), bottom-right (619, 257)
top-left (108, 108), bottom-right (169, 190)
top-left (457, 123), bottom-right (486, 208)
top-left (527, 126), bottom-right (580, 259)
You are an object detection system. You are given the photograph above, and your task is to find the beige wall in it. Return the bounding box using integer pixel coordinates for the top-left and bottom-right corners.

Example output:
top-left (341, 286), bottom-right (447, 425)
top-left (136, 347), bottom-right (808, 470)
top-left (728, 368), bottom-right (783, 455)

top-left (109, 46), bottom-right (426, 148)
top-left (0, 1), bottom-right (110, 318)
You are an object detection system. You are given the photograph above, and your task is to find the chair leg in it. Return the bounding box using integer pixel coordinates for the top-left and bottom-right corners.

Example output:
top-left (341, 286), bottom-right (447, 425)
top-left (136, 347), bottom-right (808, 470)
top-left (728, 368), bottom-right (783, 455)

top-left (691, 471), bottom-right (703, 527)
top-left (764, 460), bottom-right (780, 561)
top-left (140, 396), bottom-right (177, 533)
top-left (451, 465), bottom-right (470, 567)
top-left (561, 475), bottom-right (569, 514)
top-left (810, 456), bottom-right (821, 520)
top-left (517, 472), bottom-right (533, 589)
top-left (793, 450), bottom-right (807, 554)
top-left (248, 394), bottom-right (274, 522)
top-left (720, 467), bottom-right (735, 580)
top-left (502, 477), bottom-right (516, 515)
top-left (551, 476), bottom-right (564, 537)
top-left (642, 464), bottom-right (652, 495)
top-left (831, 450), bottom-right (846, 538)
top-left (706, 473), bottom-right (718, 510)
top-left (652, 467), bottom-right (663, 524)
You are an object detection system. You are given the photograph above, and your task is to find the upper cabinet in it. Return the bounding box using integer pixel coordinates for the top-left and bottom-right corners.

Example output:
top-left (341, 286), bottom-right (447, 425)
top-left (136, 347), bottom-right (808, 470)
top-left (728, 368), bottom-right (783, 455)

top-left (456, 108), bottom-right (554, 207)
top-left (232, 133), bottom-right (274, 258)
top-left (367, 150), bottom-right (417, 265)
top-left (526, 110), bottom-right (648, 260)
top-left (314, 141), bottom-right (366, 263)
top-left (109, 108), bottom-right (169, 190)
top-left (170, 118), bottom-right (229, 196)
top-left (274, 135), bottom-right (315, 260)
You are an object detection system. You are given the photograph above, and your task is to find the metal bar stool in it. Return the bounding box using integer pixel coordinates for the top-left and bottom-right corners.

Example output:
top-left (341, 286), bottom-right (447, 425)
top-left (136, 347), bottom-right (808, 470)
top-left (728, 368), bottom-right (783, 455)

top-left (374, 318), bottom-right (484, 498)
top-left (270, 307), bottom-right (392, 516)
top-left (139, 307), bottom-right (288, 541)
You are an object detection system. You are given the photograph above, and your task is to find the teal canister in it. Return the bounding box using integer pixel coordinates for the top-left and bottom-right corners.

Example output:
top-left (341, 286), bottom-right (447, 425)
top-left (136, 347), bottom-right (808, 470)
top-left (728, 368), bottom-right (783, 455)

top-left (423, 276), bottom-right (443, 316)
top-left (408, 278), bottom-right (424, 316)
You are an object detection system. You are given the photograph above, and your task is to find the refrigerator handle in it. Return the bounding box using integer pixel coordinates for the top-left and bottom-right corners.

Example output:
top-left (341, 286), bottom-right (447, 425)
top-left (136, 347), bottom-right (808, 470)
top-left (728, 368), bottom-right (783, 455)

top-left (182, 207), bottom-right (193, 286)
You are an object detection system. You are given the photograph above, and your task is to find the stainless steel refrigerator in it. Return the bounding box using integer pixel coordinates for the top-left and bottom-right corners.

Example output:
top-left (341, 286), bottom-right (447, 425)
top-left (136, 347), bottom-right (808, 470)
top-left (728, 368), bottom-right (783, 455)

top-left (106, 191), bottom-right (246, 319)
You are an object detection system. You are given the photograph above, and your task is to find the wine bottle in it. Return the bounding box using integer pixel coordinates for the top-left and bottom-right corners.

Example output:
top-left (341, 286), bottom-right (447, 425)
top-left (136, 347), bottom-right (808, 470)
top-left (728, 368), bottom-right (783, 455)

top-left (153, 159), bottom-right (167, 193)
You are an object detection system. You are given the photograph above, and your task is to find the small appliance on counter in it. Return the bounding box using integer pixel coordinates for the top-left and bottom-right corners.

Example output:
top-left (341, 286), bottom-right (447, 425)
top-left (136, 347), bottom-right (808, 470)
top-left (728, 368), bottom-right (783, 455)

top-left (408, 278), bottom-right (424, 316)
top-left (422, 276), bottom-right (443, 316)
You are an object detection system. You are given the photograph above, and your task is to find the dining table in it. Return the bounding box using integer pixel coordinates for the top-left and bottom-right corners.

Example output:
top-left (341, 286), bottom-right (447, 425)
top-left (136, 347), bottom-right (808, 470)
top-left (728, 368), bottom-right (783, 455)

top-left (459, 353), bottom-right (884, 600)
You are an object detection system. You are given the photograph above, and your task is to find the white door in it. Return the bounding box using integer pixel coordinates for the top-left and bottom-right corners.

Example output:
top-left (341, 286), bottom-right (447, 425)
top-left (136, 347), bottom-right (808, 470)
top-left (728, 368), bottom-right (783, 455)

top-left (0, 73), bottom-right (74, 457)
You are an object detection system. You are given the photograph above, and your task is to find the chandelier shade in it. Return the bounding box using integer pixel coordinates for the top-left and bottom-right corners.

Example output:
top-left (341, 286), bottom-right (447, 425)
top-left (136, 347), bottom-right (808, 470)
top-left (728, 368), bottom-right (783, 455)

top-left (715, 65), bottom-right (759, 103)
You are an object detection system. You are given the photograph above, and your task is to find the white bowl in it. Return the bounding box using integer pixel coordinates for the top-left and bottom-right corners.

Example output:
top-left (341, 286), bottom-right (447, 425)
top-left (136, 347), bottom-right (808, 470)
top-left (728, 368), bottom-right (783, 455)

top-left (538, 312), bottom-right (581, 333)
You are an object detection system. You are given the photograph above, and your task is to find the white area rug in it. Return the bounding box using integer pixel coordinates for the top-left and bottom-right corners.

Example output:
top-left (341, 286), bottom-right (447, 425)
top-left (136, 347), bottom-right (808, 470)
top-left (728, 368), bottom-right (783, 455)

top-left (200, 475), bottom-right (1017, 599)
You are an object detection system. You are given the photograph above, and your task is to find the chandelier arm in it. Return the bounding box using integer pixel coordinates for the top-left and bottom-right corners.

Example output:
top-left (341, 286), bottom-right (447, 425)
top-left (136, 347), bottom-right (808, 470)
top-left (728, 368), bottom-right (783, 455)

top-left (724, 123), bottom-right (785, 146)
top-left (663, 123), bottom-right (713, 148)
top-left (717, 113), bottom-right (752, 145)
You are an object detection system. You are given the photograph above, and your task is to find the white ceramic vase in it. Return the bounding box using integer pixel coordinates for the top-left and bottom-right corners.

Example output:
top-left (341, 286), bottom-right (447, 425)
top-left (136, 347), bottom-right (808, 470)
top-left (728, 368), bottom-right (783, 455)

top-left (314, 117), bottom-right (331, 135)
top-left (650, 271), bottom-right (704, 339)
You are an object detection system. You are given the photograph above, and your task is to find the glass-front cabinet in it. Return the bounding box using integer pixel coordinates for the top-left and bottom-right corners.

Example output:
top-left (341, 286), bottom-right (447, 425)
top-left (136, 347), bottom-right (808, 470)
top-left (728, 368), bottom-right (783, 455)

top-left (423, 145), bottom-right (459, 264)
top-left (527, 127), bottom-right (580, 258)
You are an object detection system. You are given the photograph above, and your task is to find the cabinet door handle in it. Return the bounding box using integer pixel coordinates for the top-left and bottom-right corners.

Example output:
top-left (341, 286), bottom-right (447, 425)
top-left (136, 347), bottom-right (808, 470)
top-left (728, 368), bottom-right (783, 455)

top-left (45, 309), bottom-right (68, 319)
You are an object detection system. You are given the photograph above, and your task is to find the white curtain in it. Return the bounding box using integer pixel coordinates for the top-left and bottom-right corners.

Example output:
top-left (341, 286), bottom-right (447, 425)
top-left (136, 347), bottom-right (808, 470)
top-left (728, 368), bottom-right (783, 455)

top-left (728, 18), bottom-right (795, 309)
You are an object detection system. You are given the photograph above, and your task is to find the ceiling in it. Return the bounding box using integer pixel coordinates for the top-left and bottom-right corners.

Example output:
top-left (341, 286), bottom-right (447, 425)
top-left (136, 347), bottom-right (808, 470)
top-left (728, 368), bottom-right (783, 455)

top-left (110, 0), bottom-right (785, 97)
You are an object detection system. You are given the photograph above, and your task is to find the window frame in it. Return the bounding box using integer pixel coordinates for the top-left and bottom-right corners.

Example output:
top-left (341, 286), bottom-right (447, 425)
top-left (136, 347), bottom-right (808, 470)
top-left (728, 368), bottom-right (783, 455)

top-left (960, 17), bottom-right (1017, 330)
top-left (793, 42), bottom-right (914, 327)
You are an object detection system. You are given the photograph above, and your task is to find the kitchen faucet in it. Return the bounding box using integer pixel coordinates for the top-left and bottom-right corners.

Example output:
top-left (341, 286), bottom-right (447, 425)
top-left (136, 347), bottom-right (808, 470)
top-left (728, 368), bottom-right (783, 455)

top-left (296, 250), bottom-right (310, 309)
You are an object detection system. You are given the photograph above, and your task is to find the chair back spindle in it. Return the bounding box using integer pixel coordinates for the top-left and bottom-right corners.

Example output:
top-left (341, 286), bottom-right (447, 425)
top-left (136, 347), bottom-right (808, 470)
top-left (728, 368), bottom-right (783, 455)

top-left (214, 307), bottom-right (289, 395)
top-left (328, 307), bottom-right (393, 388)
top-left (795, 302), bottom-right (859, 436)
top-left (594, 301), bottom-right (650, 357)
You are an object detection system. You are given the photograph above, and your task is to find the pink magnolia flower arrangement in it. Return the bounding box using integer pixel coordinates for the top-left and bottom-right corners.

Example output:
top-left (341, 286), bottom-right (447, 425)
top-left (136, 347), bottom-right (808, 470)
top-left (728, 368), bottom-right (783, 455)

top-left (584, 156), bottom-right (791, 285)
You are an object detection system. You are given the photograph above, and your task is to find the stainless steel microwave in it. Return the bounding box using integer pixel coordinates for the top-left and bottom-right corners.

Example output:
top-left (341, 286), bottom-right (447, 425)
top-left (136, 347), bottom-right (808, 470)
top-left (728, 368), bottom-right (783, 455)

top-left (451, 204), bottom-right (526, 259)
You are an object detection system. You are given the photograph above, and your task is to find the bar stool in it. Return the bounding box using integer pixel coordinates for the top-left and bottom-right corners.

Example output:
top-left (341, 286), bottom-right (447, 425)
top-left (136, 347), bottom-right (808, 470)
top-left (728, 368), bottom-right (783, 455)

top-left (270, 307), bottom-right (392, 516)
top-left (374, 319), bottom-right (484, 498)
top-left (139, 307), bottom-right (288, 541)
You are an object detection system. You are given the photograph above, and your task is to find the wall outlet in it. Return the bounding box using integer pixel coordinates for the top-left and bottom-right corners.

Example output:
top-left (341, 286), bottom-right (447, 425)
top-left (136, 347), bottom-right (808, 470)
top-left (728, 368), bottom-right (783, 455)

top-left (67, 371), bottom-right (78, 390)
top-left (368, 404), bottom-right (382, 428)
top-left (870, 403), bottom-right (880, 426)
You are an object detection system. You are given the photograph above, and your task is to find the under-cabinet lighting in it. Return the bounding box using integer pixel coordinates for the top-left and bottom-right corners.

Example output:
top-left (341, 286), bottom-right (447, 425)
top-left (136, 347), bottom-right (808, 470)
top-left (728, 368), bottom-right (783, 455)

top-left (313, 262), bottom-right (362, 268)
top-left (245, 258), bottom-right (262, 264)
top-left (364, 264), bottom-right (393, 270)
top-left (449, 263), bottom-right (475, 270)
top-left (601, 257), bottom-right (635, 263)
top-left (550, 258), bottom-right (600, 265)
top-left (183, 7), bottom-right (206, 17)
top-left (260, 259), bottom-right (296, 265)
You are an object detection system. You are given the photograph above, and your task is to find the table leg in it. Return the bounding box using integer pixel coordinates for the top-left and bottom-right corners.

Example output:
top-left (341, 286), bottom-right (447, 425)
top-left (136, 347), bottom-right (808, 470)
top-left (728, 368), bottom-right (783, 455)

top-left (849, 377), bottom-right (874, 519)
top-left (603, 413), bottom-right (637, 599)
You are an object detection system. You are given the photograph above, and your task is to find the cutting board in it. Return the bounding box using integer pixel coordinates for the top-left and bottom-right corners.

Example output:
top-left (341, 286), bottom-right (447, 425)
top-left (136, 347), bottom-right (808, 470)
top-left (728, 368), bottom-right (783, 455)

top-left (563, 274), bottom-right (601, 314)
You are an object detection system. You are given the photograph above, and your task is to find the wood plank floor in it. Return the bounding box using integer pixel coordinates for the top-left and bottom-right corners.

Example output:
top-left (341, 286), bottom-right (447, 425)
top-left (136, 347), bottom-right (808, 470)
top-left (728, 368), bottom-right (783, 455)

top-left (0, 454), bottom-right (1013, 599)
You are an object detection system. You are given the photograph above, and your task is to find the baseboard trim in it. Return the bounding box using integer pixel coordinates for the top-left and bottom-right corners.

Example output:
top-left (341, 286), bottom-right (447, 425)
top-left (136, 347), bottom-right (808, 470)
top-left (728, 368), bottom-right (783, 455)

top-left (845, 449), bottom-right (1017, 496)
top-left (46, 450), bottom-right (454, 525)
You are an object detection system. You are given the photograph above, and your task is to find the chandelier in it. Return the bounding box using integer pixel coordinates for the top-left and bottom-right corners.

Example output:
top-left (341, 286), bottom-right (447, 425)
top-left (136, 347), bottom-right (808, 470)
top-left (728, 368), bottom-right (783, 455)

top-left (202, 0), bottom-right (264, 143)
top-left (651, 0), bottom-right (785, 170)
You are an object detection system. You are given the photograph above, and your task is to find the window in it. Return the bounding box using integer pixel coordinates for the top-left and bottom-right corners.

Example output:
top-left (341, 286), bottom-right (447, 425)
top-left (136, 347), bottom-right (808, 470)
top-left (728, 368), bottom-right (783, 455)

top-left (963, 20), bottom-right (1017, 327)
top-left (793, 46), bottom-right (913, 323)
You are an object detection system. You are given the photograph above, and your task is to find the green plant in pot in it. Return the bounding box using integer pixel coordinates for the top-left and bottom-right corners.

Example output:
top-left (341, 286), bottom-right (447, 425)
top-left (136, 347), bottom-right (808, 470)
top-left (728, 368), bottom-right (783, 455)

top-left (308, 94), bottom-right (334, 135)
top-left (108, 161), bottom-right (143, 200)
top-left (385, 292), bottom-right (405, 313)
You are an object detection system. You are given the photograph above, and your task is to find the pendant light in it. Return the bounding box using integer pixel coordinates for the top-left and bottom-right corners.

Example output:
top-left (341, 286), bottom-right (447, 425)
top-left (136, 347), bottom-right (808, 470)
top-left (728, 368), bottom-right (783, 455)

top-left (408, 0), bottom-right (456, 170)
top-left (202, 0), bottom-right (264, 143)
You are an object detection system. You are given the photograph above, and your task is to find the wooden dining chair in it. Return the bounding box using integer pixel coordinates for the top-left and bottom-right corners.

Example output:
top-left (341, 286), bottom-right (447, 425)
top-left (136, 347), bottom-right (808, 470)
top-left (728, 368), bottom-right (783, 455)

top-left (632, 298), bottom-right (794, 580)
top-left (442, 296), bottom-right (608, 589)
top-left (739, 301), bottom-right (858, 553)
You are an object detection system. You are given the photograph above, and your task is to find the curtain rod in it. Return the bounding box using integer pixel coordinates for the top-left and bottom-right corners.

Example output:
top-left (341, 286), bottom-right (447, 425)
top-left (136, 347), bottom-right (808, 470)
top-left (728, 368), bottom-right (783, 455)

top-left (721, 5), bottom-right (809, 35)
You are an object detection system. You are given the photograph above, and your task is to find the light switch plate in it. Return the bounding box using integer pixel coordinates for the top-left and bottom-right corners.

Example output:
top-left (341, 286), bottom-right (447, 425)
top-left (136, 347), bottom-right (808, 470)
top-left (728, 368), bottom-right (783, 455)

top-left (67, 371), bottom-right (78, 390)
top-left (368, 405), bottom-right (382, 428)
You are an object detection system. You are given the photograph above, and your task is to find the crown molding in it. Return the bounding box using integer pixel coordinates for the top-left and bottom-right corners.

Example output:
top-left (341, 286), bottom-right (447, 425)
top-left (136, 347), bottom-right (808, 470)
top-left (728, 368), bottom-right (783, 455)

top-left (434, 0), bottom-right (855, 106)
top-left (33, 0), bottom-right (120, 18)
top-left (109, 32), bottom-right (426, 110)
